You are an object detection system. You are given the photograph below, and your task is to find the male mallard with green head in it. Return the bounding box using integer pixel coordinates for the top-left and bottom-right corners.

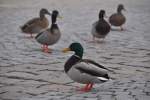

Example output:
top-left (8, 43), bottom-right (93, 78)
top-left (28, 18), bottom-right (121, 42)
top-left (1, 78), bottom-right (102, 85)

top-left (91, 10), bottom-right (110, 41)
top-left (20, 8), bottom-right (51, 38)
top-left (109, 4), bottom-right (126, 31)
top-left (35, 10), bottom-right (62, 53)
top-left (62, 42), bottom-right (112, 92)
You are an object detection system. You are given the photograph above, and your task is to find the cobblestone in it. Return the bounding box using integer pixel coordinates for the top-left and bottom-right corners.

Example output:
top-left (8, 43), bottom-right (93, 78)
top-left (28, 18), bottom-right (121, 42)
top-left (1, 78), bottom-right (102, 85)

top-left (0, 0), bottom-right (150, 100)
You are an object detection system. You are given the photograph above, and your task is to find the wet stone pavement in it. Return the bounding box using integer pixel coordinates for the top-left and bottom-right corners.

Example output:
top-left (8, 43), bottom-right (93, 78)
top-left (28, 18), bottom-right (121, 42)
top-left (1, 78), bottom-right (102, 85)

top-left (0, 0), bottom-right (150, 100)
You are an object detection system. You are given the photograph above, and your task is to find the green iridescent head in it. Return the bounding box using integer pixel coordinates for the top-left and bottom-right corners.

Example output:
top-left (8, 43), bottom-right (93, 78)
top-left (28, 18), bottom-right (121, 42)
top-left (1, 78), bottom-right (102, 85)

top-left (63, 42), bottom-right (84, 58)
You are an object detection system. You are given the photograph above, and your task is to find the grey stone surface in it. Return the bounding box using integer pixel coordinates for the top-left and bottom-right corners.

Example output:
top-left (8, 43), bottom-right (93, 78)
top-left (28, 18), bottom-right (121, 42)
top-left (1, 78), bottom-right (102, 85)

top-left (0, 0), bottom-right (150, 100)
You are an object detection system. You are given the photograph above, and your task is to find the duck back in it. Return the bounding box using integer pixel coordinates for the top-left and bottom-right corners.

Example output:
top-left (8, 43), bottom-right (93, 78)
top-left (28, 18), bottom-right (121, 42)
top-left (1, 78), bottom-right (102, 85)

top-left (96, 20), bottom-right (110, 35)
top-left (35, 28), bottom-right (61, 45)
top-left (21, 17), bottom-right (49, 33)
top-left (109, 13), bottom-right (126, 26)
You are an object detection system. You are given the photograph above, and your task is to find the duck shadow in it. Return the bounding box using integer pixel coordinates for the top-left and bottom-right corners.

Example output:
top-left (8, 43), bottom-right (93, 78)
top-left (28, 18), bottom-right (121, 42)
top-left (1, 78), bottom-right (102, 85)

top-left (110, 28), bottom-right (132, 33)
top-left (87, 40), bottom-right (107, 45)
top-left (110, 28), bottom-right (124, 31)
top-left (31, 48), bottom-right (63, 55)
top-left (17, 35), bottom-right (36, 39)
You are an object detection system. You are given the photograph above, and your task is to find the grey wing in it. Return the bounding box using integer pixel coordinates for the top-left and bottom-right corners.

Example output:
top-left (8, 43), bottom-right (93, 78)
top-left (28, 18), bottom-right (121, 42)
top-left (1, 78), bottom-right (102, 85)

top-left (35, 30), bottom-right (50, 44)
top-left (21, 18), bottom-right (42, 33)
top-left (81, 59), bottom-right (113, 72)
top-left (36, 29), bottom-right (61, 45)
top-left (35, 31), bottom-right (44, 39)
top-left (67, 61), bottom-right (109, 83)
top-left (74, 61), bottom-right (108, 78)
top-left (25, 18), bottom-right (40, 26)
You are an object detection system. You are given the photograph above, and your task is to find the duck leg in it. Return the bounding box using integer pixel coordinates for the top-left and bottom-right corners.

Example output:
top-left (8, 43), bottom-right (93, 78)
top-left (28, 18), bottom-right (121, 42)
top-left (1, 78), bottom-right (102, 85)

top-left (25, 33), bottom-right (33, 38)
top-left (80, 84), bottom-right (90, 92)
top-left (42, 45), bottom-right (46, 51)
top-left (93, 36), bottom-right (95, 41)
top-left (99, 38), bottom-right (105, 43)
top-left (80, 83), bottom-right (93, 92)
top-left (42, 45), bottom-right (52, 53)
top-left (43, 45), bottom-right (49, 53)
top-left (42, 45), bottom-right (47, 52)
top-left (87, 83), bottom-right (93, 91)
top-left (30, 33), bottom-right (33, 38)
top-left (120, 26), bottom-right (124, 31)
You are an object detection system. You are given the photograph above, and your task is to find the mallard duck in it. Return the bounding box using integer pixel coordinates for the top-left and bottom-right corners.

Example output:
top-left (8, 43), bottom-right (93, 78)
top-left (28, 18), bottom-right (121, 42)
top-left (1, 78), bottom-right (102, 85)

top-left (91, 10), bottom-right (110, 41)
top-left (20, 8), bottom-right (51, 38)
top-left (109, 4), bottom-right (126, 30)
top-left (62, 42), bottom-right (111, 92)
top-left (35, 10), bottom-right (62, 53)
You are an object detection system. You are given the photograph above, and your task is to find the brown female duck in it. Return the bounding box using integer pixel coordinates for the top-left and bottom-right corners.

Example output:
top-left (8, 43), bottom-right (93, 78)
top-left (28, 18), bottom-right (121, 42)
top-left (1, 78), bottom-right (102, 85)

top-left (20, 8), bottom-right (51, 38)
top-left (109, 4), bottom-right (126, 30)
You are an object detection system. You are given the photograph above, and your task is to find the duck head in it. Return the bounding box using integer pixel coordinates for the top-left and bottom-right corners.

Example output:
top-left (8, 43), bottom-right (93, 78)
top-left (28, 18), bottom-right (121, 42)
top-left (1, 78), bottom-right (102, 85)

top-left (40, 8), bottom-right (51, 18)
top-left (99, 10), bottom-right (106, 19)
top-left (51, 10), bottom-right (62, 24)
top-left (62, 42), bottom-right (84, 58)
top-left (117, 4), bottom-right (126, 13)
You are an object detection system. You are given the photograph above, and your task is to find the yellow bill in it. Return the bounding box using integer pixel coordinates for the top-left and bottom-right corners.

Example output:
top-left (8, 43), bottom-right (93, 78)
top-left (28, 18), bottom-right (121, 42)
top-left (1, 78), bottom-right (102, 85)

top-left (58, 15), bottom-right (63, 19)
top-left (62, 48), bottom-right (71, 53)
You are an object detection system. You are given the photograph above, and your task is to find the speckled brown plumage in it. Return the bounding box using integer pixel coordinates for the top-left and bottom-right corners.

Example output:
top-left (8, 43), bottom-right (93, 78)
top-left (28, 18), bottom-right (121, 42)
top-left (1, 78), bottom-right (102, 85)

top-left (20, 8), bottom-right (51, 36)
top-left (109, 4), bottom-right (126, 30)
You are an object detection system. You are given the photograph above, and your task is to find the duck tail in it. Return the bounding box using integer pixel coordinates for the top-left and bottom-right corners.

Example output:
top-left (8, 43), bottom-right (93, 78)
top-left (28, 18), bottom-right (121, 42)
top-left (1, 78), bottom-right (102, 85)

top-left (97, 77), bottom-right (109, 82)
top-left (98, 74), bottom-right (110, 82)
top-left (20, 24), bottom-right (28, 32)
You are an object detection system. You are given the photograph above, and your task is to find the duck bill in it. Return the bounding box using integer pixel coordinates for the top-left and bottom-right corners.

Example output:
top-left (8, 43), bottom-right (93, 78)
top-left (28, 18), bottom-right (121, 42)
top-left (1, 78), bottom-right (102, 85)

top-left (62, 48), bottom-right (71, 53)
top-left (58, 15), bottom-right (63, 19)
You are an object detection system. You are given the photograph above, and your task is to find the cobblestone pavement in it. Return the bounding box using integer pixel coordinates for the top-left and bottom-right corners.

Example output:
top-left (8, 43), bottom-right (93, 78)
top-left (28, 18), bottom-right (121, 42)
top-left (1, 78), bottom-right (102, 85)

top-left (0, 0), bottom-right (150, 100)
